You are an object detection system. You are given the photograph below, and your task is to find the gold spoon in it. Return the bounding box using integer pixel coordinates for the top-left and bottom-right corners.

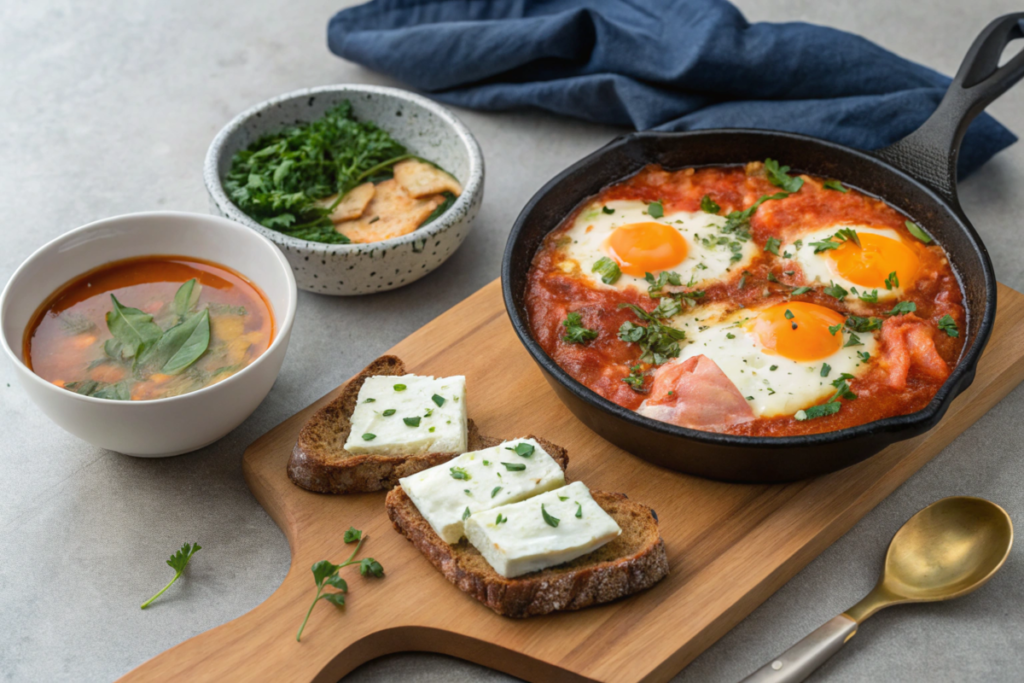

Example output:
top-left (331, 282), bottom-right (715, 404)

top-left (741, 496), bottom-right (1013, 682)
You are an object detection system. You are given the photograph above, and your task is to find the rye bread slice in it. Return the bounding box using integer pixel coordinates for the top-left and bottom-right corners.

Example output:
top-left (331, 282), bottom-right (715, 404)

top-left (288, 355), bottom-right (482, 494)
top-left (385, 452), bottom-right (669, 618)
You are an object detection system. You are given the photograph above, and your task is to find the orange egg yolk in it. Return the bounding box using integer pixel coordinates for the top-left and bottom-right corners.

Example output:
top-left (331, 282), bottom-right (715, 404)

top-left (605, 222), bottom-right (688, 277)
top-left (750, 302), bottom-right (846, 362)
top-left (826, 232), bottom-right (919, 289)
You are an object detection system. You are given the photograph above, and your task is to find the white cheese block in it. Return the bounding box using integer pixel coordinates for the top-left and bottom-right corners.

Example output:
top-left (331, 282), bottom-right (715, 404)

top-left (464, 481), bottom-right (621, 578)
top-left (343, 374), bottom-right (467, 456)
top-left (399, 438), bottom-right (566, 544)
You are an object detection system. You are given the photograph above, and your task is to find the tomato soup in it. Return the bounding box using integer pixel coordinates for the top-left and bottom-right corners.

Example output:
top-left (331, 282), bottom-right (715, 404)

top-left (25, 255), bottom-right (274, 401)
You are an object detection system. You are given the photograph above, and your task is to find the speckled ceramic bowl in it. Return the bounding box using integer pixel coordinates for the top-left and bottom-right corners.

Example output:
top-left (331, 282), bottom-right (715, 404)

top-left (205, 85), bottom-right (484, 295)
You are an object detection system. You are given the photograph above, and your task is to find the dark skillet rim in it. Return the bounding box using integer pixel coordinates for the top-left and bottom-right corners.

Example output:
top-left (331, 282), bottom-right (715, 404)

top-left (502, 128), bottom-right (997, 451)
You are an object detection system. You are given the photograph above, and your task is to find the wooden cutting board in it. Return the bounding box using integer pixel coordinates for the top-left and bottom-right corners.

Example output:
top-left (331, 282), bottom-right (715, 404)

top-left (120, 280), bottom-right (1024, 683)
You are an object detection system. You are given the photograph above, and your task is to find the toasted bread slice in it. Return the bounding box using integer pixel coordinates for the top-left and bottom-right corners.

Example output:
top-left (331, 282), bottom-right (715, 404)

top-left (385, 451), bottom-right (668, 617)
top-left (288, 355), bottom-right (478, 494)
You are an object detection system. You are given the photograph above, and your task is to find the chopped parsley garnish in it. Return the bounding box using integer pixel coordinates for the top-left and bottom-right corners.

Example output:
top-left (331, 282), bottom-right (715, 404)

top-left (821, 363), bottom-right (832, 377)
top-left (845, 315), bottom-right (882, 332)
top-left (767, 272), bottom-right (780, 283)
top-left (765, 158), bottom-right (804, 193)
top-left (506, 442), bottom-right (535, 458)
top-left (858, 289), bottom-right (879, 303)
top-left (602, 206), bottom-right (614, 215)
top-left (795, 376), bottom-right (857, 421)
top-left (833, 228), bottom-right (861, 247)
top-left (938, 314), bottom-right (960, 337)
top-left (403, 416), bottom-right (421, 427)
top-left (824, 281), bottom-right (849, 299)
top-left (844, 333), bottom-right (863, 347)
top-left (905, 220), bottom-right (932, 244)
top-left (791, 286), bottom-right (812, 296)
top-left (618, 303), bottom-right (687, 365)
top-left (828, 323), bottom-right (843, 336)
top-left (393, 384), bottom-right (407, 391)
top-left (592, 256), bottom-right (622, 285)
top-left (770, 365), bottom-right (779, 371)
top-left (382, 409), bottom-right (396, 416)
top-left (464, 489), bottom-right (471, 496)
top-left (645, 270), bottom-right (682, 296)
top-left (810, 238), bottom-right (841, 254)
top-left (726, 332), bottom-right (736, 339)
top-left (823, 179), bottom-right (848, 192)
top-left (431, 394), bottom-right (446, 407)
top-left (576, 502), bottom-right (583, 518)
top-left (491, 486), bottom-right (502, 498)
top-left (501, 462), bottom-right (526, 472)
top-left (722, 192), bottom-right (788, 240)
top-left (363, 398), bottom-right (376, 403)
top-left (885, 271), bottom-right (899, 290)
top-left (450, 467), bottom-right (470, 481)
top-left (361, 433), bottom-right (376, 441)
top-left (857, 350), bottom-right (871, 362)
top-left (623, 363), bottom-right (646, 392)
top-left (765, 237), bottom-right (781, 256)
top-left (648, 200), bottom-right (664, 218)
top-left (541, 504), bottom-right (560, 528)
top-left (496, 513), bottom-right (508, 525)
top-left (562, 311), bottom-right (599, 344)
top-left (700, 194), bottom-right (720, 214)
top-left (888, 301), bottom-right (917, 316)
top-left (462, 507), bottom-right (471, 521)
top-left (784, 309), bottom-right (795, 320)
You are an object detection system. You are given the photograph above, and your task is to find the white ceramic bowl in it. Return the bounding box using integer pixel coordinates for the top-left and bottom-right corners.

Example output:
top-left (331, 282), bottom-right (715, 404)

top-left (0, 212), bottom-right (298, 457)
top-left (204, 85), bottom-right (484, 295)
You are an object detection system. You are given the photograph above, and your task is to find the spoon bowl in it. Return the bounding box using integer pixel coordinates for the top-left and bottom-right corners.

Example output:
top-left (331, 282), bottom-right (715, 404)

top-left (743, 497), bottom-right (1013, 682)
top-left (882, 496), bottom-right (1013, 603)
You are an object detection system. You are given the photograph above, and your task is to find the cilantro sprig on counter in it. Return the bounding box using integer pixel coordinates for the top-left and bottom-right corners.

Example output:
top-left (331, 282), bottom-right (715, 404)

top-left (296, 528), bottom-right (383, 642)
top-left (140, 542), bottom-right (201, 610)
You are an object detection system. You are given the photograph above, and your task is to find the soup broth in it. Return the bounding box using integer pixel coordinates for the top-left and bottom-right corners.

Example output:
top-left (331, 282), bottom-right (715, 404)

top-left (25, 255), bottom-right (274, 401)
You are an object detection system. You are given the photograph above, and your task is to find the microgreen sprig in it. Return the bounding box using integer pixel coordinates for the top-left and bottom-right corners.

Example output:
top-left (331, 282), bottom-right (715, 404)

top-left (141, 542), bottom-right (201, 610)
top-left (296, 529), bottom-right (384, 642)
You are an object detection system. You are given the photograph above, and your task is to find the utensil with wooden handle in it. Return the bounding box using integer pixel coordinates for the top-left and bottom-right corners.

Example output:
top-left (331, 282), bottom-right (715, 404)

top-left (741, 496), bottom-right (1013, 683)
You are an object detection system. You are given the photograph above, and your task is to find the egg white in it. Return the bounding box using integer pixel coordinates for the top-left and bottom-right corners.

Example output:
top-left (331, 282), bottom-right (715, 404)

top-left (558, 200), bottom-right (757, 291)
top-left (786, 226), bottom-right (909, 302)
top-left (667, 303), bottom-right (878, 418)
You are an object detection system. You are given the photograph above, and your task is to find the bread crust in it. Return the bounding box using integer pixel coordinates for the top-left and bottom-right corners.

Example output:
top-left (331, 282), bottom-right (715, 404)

top-left (288, 355), bottom-right (479, 494)
top-left (385, 468), bottom-right (669, 618)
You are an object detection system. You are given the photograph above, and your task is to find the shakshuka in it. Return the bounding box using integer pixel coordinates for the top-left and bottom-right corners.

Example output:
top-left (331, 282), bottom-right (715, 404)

top-left (525, 161), bottom-right (965, 436)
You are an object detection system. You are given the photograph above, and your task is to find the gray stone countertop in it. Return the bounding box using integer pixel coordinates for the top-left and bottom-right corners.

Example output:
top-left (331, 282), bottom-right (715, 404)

top-left (1, 1), bottom-right (1022, 681)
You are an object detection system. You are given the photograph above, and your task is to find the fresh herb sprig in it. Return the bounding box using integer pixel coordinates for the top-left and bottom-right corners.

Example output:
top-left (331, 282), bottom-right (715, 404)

top-left (562, 311), bottom-right (599, 344)
top-left (765, 158), bottom-right (805, 193)
top-left (141, 542), bottom-right (201, 609)
top-left (296, 529), bottom-right (383, 642)
top-left (618, 303), bottom-right (686, 365)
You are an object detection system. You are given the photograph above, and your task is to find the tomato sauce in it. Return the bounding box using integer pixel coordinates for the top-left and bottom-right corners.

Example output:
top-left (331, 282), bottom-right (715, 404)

top-left (526, 164), bottom-right (966, 436)
top-left (25, 255), bottom-right (274, 401)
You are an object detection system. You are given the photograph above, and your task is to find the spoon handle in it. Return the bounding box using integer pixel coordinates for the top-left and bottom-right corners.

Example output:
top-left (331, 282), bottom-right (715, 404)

top-left (739, 614), bottom-right (858, 683)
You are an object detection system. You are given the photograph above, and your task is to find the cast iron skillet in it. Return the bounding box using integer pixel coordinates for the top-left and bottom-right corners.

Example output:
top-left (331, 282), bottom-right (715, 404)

top-left (502, 14), bottom-right (1024, 482)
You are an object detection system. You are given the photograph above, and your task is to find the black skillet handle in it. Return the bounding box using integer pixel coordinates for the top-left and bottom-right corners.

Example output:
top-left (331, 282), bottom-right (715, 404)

top-left (873, 14), bottom-right (1024, 207)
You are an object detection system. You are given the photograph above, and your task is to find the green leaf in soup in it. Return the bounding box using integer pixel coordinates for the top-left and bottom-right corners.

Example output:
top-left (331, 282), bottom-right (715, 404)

top-left (173, 279), bottom-right (202, 318)
top-left (67, 379), bottom-right (130, 401)
top-left (162, 309), bottom-right (211, 375)
top-left (106, 295), bottom-right (163, 360)
top-left (104, 338), bottom-right (124, 360)
top-left (92, 381), bottom-right (131, 400)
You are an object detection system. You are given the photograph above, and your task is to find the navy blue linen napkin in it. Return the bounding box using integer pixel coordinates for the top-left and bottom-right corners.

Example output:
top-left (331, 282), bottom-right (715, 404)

top-left (328, 0), bottom-right (1015, 177)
